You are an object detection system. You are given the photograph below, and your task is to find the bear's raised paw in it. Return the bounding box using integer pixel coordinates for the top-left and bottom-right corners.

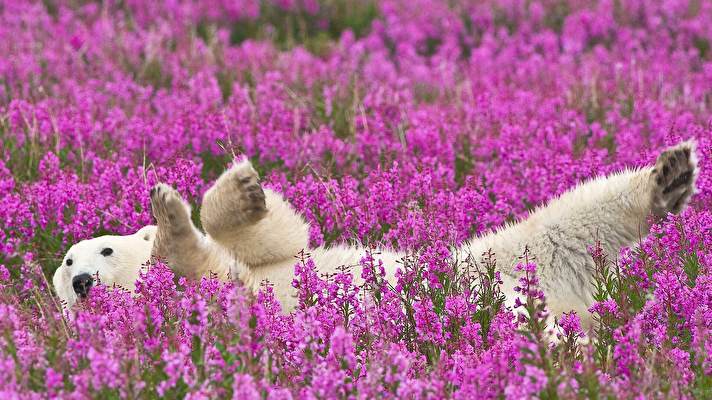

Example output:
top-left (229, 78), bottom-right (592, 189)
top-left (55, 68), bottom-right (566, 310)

top-left (150, 183), bottom-right (192, 231)
top-left (199, 159), bottom-right (268, 242)
top-left (221, 159), bottom-right (268, 224)
top-left (650, 141), bottom-right (698, 217)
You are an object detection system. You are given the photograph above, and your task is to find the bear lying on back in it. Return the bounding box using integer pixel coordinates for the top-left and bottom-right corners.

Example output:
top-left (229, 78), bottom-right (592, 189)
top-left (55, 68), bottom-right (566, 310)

top-left (53, 142), bottom-right (698, 330)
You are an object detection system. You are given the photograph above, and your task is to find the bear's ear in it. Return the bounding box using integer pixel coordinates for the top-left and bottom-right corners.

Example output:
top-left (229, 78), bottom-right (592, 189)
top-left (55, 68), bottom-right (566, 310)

top-left (134, 225), bottom-right (157, 242)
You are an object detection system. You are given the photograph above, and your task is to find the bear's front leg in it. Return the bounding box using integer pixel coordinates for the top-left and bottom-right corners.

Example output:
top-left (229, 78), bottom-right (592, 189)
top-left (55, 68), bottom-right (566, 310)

top-left (200, 159), bottom-right (268, 242)
top-left (150, 183), bottom-right (231, 280)
top-left (200, 159), bottom-right (310, 267)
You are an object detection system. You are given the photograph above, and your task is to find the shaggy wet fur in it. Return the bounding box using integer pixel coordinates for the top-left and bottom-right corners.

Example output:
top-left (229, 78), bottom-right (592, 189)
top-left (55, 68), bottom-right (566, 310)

top-left (55, 142), bottom-right (698, 330)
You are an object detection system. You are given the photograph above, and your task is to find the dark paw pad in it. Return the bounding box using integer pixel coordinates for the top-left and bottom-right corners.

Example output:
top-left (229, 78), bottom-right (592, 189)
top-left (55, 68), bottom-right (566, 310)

top-left (651, 142), bottom-right (698, 216)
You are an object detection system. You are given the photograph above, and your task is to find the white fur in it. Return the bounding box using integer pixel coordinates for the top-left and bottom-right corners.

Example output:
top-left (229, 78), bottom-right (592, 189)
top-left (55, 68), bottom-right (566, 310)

top-left (53, 225), bottom-right (157, 306)
top-left (54, 143), bottom-right (698, 333)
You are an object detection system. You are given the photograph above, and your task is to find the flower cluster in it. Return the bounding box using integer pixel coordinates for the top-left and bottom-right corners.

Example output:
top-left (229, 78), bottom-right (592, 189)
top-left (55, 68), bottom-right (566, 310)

top-left (1, 0), bottom-right (711, 398)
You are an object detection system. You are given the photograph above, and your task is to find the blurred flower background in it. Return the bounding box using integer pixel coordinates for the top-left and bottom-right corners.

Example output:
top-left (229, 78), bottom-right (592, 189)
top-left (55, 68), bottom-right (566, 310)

top-left (0, 0), bottom-right (710, 398)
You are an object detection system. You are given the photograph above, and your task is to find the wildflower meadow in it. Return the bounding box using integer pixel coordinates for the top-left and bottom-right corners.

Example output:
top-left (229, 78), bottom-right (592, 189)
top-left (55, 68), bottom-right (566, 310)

top-left (0, 0), bottom-right (711, 398)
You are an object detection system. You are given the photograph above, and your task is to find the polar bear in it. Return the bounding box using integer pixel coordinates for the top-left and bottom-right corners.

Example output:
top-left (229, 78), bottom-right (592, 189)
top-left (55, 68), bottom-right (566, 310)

top-left (53, 142), bottom-right (698, 330)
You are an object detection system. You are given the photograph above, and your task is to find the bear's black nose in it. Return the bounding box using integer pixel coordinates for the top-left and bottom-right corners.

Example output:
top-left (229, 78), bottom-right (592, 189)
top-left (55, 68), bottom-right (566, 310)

top-left (72, 273), bottom-right (94, 298)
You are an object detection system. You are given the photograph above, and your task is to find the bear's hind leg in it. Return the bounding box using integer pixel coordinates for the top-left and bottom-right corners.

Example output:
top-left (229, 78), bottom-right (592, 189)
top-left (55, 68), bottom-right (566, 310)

top-left (650, 141), bottom-right (698, 217)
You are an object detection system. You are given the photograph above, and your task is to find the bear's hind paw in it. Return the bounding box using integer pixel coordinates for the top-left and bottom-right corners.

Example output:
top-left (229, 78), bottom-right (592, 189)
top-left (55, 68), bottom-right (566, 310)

top-left (651, 141), bottom-right (698, 217)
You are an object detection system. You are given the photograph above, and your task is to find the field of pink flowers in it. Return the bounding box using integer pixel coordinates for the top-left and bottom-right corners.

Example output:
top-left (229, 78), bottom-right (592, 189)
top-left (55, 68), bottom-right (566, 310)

top-left (0, 0), bottom-right (711, 398)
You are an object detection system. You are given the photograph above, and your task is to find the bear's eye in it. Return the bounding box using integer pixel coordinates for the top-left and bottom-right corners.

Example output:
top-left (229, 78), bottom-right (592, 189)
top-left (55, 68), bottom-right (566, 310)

top-left (66, 259), bottom-right (73, 266)
top-left (100, 248), bottom-right (114, 257)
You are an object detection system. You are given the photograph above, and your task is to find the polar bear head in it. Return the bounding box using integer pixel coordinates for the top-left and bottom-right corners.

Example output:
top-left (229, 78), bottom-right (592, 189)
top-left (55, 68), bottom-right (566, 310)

top-left (52, 225), bottom-right (157, 308)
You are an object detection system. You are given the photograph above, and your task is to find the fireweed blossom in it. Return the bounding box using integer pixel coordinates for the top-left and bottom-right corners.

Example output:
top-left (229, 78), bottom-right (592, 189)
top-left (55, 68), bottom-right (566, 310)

top-left (0, 0), bottom-right (711, 398)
